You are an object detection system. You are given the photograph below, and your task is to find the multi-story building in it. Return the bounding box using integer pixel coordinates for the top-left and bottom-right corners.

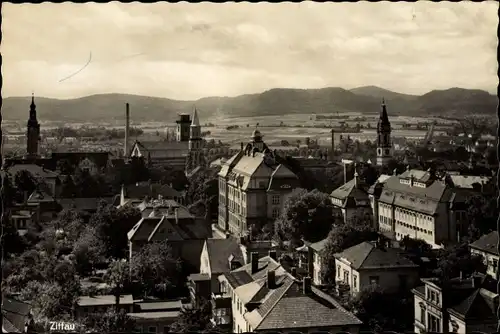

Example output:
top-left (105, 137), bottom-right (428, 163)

top-left (218, 129), bottom-right (301, 236)
top-left (470, 231), bottom-right (499, 278)
top-left (330, 167), bottom-right (372, 224)
top-left (214, 252), bottom-right (362, 333)
top-left (412, 273), bottom-right (498, 333)
top-left (368, 168), bottom-right (470, 248)
top-left (334, 241), bottom-right (419, 294)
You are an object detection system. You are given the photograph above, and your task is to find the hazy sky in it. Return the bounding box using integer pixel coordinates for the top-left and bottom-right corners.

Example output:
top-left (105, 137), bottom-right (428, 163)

top-left (2, 2), bottom-right (498, 100)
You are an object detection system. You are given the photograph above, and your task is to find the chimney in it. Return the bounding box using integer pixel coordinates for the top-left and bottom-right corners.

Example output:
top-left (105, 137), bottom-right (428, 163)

top-left (393, 168), bottom-right (397, 176)
top-left (23, 191), bottom-right (28, 205)
top-left (124, 103), bottom-right (130, 157)
top-left (174, 208), bottom-right (179, 224)
top-left (410, 175), bottom-right (414, 187)
top-left (240, 142), bottom-right (244, 151)
top-left (268, 250), bottom-right (277, 261)
top-left (459, 271), bottom-right (463, 280)
top-left (330, 129), bottom-right (335, 161)
top-left (251, 252), bottom-right (259, 274)
top-left (303, 277), bottom-right (312, 294)
top-left (267, 270), bottom-right (276, 289)
top-left (291, 267), bottom-right (297, 277)
top-left (354, 168), bottom-right (358, 187)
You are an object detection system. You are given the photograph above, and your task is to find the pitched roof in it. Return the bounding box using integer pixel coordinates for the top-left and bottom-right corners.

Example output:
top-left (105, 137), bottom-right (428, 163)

top-left (191, 107), bottom-right (200, 127)
top-left (330, 177), bottom-right (370, 207)
top-left (2, 296), bottom-right (31, 334)
top-left (470, 231), bottom-right (498, 255)
top-left (224, 256), bottom-right (284, 289)
top-left (77, 294), bottom-right (134, 307)
top-left (127, 217), bottom-right (164, 241)
top-left (449, 175), bottom-right (491, 189)
top-left (335, 241), bottom-right (418, 270)
top-left (28, 189), bottom-right (55, 203)
top-left (132, 140), bottom-right (189, 159)
top-left (309, 238), bottom-right (328, 253)
top-left (205, 238), bottom-right (244, 274)
top-left (125, 182), bottom-right (181, 200)
top-left (7, 163), bottom-right (60, 179)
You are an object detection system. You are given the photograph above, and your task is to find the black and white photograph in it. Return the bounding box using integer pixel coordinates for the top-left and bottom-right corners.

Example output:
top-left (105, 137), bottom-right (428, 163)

top-left (0, 2), bottom-right (498, 333)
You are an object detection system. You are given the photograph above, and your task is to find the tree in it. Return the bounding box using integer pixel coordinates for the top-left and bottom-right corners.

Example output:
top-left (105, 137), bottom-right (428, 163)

top-left (346, 286), bottom-right (414, 333)
top-left (104, 260), bottom-right (131, 310)
top-left (130, 240), bottom-right (181, 297)
top-left (170, 300), bottom-right (222, 333)
top-left (274, 189), bottom-right (334, 246)
top-left (14, 169), bottom-right (37, 200)
top-left (72, 225), bottom-right (105, 276)
top-left (434, 242), bottom-right (485, 280)
top-left (89, 204), bottom-right (142, 259)
top-left (56, 159), bottom-right (74, 175)
top-left (465, 193), bottom-right (498, 239)
top-left (83, 309), bottom-right (136, 334)
top-left (320, 221), bottom-right (378, 286)
top-left (60, 175), bottom-right (77, 198)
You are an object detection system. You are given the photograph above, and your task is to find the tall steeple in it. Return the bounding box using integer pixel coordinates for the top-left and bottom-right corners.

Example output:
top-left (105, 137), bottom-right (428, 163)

top-left (26, 93), bottom-right (41, 158)
top-left (376, 98), bottom-right (392, 166)
top-left (188, 106), bottom-right (203, 170)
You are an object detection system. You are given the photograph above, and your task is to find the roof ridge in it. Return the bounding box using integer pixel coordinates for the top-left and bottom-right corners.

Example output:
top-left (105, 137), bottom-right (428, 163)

top-left (357, 242), bottom-right (376, 269)
top-left (255, 278), bottom-right (296, 330)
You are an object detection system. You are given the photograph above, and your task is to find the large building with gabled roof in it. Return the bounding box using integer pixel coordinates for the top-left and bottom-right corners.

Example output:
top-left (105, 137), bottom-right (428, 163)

top-left (215, 253), bottom-right (362, 333)
top-left (217, 129), bottom-right (301, 237)
top-left (368, 167), bottom-right (471, 248)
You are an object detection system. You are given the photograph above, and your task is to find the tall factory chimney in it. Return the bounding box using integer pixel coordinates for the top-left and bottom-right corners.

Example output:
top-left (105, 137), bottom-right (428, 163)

top-left (330, 129), bottom-right (335, 161)
top-left (124, 103), bottom-right (130, 157)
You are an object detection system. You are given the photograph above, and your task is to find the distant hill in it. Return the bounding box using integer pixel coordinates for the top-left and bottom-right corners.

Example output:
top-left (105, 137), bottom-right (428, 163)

top-left (2, 86), bottom-right (496, 122)
top-left (349, 85), bottom-right (418, 101)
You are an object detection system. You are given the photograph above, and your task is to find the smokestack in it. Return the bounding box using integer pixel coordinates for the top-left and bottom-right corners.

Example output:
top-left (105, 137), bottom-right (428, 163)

top-left (268, 250), bottom-right (277, 261)
top-left (251, 252), bottom-right (259, 274)
top-left (267, 270), bottom-right (276, 289)
top-left (303, 277), bottom-right (312, 294)
top-left (124, 103), bottom-right (130, 157)
top-left (330, 129), bottom-right (335, 161)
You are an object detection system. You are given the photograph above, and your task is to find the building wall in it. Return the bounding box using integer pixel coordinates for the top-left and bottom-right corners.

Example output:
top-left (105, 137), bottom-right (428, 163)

top-left (335, 258), bottom-right (419, 294)
top-left (312, 250), bottom-right (323, 285)
top-left (413, 284), bottom-right (444, 334)
top-left (470, 248), bottom-right (499, 278)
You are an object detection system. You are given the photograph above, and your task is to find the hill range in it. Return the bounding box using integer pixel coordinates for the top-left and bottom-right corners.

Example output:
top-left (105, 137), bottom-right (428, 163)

top-left (1, 86), bottom-right (497, 123)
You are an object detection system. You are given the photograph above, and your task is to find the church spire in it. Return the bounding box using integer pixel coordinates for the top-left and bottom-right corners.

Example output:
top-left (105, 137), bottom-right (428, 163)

top-left (191, 106), bottom-right (200, 127)
top-left (27, 92), bottom-right (41, 158)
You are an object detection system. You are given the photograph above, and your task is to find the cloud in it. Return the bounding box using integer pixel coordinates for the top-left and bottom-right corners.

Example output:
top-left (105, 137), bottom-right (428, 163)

top-left (2, 1), bottom-right (497, 99)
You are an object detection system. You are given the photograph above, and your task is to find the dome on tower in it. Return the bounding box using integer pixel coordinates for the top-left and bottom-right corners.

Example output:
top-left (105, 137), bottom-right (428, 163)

top-left (252, 129), bottom-right (262, 139)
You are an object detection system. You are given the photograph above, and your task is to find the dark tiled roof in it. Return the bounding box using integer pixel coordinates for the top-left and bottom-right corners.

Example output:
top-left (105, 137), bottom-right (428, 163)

top-left (28, 189), bottom-right (55, 203)
top-left (309, 238), bottom-right (328, 253)
top-left (2, 296), bottom-right (31, 333)
top-left (58, 197), bottom-right (114, 212)
top-left (133, 140), bottom-right (188, 159)
top-left (470, 231), bottom-right (498, 255)
top-left (224, 271), bottom-right (254, 288)
top-left (127, 217), bottom-right (163, 241)
top-left (330, 177), bottom-right (369, 202)
top-left (205, 238), bottom-right (244, 274)
top-left (125, 182), bottom-right (181, 200)
top-left (335, 241), bottom-right (418, 270)
top-left (256, 283), bottom-right (362, 330)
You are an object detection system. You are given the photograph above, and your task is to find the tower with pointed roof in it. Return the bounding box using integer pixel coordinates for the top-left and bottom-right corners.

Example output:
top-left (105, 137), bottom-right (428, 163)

top-left (376, 98), bottom-right (392, 166)
top-left (187, 106), bottom-right (203, 169)
top-left (26, 93), bottom-right (41, 158)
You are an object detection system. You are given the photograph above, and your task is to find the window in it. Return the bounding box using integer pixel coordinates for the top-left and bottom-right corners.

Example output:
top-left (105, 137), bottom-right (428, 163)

top-left (343, 270), bottom-right (349, 283)
top-left (369, 276), bottom-right (379, 285)
top-left (420, 305), bottom-right (425, 323)
top-left (353, 275), bottom-right (357, 289)
top-left (272, 194), bottom-right (280, 205)
top-left (148, 326), bottom-right (157, 333)
top-left (337, 265), bottom-right (341, 278)
top-left (428, 314), bottom-right (440, 332)
top-left (272, 208), bottom-right (280, 219)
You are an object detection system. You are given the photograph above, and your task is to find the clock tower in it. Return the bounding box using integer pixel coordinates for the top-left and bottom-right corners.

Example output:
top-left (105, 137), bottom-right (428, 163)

top-left (376, 98), bottom-right (392, 166)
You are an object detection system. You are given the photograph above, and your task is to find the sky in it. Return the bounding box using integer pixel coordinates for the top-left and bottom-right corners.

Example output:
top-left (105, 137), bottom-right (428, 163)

top-left (2, 2), bottom-right (498, 100)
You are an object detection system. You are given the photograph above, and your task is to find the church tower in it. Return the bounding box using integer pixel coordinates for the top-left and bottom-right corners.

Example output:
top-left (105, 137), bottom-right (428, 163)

top-left (26, 93), bottom-right (41, 158)
top-left (376, 98), bottom-right (392, 166)
top-left (187, 106), bottom-right (203, 169)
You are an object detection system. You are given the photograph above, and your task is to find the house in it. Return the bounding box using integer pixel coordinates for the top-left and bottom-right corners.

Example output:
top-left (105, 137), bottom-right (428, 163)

top-left (309, 238), bottom-right (329, 286)
top-left (76, 295), bottom-right (134, 319)
top-left (470, 231), bottom-right (499, 278)
top-left (127, 198), bottom-right (211, 270)
top-left (58, 197), bottom-right (114, 213)
top-left (368, 168), bottom-right (471, 248)
top-left (239, 237), bottom-right (278, 265)
top-left (26, 188), bottom-right (61, 222)
top-left (330, 170), bottom-right (372, 223)
top-left (412, 273), bottom-right (498, 333)
top-left (129, 299), bottom-right (183, 334)
top-left (199, 238), bottom-right (245, 296)
top-left (334, 241), bottom-right (419, 294)
top-left (9, 209), bottom-right (36, 236)
top-left (6, 163), bottom-right (60, 196)
top-left (218, 129), bottom-right (301, 236)
top-left (215, 252), bottom-right (362, 333)
top-left (2, 296), bottom-right (33, 333)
